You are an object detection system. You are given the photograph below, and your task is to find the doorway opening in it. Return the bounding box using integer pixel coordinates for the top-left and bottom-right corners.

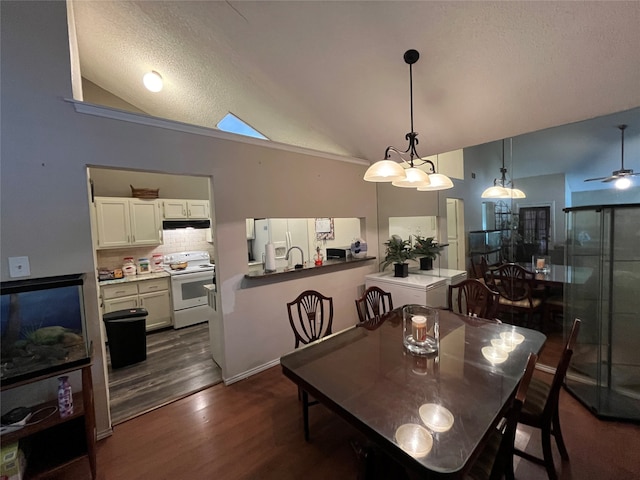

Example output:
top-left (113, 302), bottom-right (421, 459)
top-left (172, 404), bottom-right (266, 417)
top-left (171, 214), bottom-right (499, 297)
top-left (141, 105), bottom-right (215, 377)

top-left (87, 166), bottom-right (222, 425)
top-left (516, 205), bottom-right (551, 262)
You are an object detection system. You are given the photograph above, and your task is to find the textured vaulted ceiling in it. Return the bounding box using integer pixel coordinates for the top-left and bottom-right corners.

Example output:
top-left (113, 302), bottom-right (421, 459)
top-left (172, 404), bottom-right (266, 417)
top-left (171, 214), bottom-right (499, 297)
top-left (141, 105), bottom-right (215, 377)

top-left (72, 1), bottom-right (640, 164)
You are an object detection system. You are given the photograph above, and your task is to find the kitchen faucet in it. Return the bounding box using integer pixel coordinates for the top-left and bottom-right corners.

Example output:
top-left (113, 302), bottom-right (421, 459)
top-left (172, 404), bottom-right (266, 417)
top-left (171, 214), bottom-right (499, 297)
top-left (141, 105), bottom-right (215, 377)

top-left (285, 246), bottom-right (304, 269)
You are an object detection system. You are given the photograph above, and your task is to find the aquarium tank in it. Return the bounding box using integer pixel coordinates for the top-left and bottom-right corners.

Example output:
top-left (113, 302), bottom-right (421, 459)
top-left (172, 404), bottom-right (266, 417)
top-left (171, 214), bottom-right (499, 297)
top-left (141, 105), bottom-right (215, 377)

top-left (1, 274), bottom-right (88, 384)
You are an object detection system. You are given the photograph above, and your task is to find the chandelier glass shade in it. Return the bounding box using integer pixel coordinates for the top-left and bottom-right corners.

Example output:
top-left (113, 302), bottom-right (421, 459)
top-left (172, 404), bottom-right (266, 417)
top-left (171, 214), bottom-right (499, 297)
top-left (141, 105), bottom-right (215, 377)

top-left (481, 139), bottom-right (526, 199)
top-left (363, 49), bottom-right (453, 191)
top-left (392, 166), bottom-right (431, 188)
top-left (362, 160), bottom-right (406, 182)
top-left (417, 172), bottom-right (455, 191)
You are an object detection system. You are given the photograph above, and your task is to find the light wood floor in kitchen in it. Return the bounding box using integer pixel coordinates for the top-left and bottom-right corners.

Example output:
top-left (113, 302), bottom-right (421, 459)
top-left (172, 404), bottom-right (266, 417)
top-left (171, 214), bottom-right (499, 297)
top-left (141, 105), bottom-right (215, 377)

top-left (106, 322), bottom-right (222, 425)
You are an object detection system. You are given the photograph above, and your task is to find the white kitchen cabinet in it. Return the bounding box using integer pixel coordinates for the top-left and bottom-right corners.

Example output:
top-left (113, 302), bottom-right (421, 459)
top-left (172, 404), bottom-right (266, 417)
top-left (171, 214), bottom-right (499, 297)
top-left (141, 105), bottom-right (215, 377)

top-left (129, 199), bottom-right (162, 245)
top-left (138, 278), bottom-right (172, 330)
top-left (139, 290), bottom-right (172, 331)
top-left (246, 218), bottom-right (255, 240)
top-left (161, 199), bottom-right (210, 220)
top-left (365, 272), bottom-right (449, 309)
top-left (101, 277), bottom-right (172, 332)
top-left (95, 197), bottom-right (161, 249)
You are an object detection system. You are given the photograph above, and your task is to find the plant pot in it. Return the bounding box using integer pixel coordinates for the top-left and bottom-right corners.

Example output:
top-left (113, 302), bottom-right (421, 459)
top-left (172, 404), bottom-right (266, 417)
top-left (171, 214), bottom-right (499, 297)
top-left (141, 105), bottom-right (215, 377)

top-left (420, 257), bottom-right (433, 271)
top-left (394, 263), bottom-right (409, 278)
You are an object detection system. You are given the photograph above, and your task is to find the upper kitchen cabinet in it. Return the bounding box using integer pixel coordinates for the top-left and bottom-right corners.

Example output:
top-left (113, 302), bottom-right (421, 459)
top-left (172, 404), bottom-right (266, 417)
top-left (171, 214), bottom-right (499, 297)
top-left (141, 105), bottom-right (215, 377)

top-left (161, 199), bottom-right (210, 220)
top-left (94, 197), bottom-right (162, 249)
top-left (246, 218), bottom-right (255, 240)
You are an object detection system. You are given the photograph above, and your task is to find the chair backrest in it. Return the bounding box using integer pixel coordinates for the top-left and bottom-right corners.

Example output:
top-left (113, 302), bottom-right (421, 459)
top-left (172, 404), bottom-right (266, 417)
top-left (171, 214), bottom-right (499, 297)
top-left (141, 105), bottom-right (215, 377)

top-left (287, 290), bottom-right (334, 348)
top-left (542, 318), bottom-right (581, 417)
top-left (447, 279), bottom-right (500, 319)
top-left (471, 255), bottom-right (490, 279)
top-left (355, 286), bottom-right (393, 330)
top-left (488, 263), bottom-right (535, 302)
top-left (490, 352), bottom-right (538, 480)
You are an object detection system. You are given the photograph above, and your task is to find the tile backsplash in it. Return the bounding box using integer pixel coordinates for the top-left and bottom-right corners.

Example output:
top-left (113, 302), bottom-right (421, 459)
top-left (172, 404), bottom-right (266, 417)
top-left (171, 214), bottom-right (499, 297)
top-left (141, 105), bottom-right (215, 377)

top-left (96, 229), bottom-right (214, 270)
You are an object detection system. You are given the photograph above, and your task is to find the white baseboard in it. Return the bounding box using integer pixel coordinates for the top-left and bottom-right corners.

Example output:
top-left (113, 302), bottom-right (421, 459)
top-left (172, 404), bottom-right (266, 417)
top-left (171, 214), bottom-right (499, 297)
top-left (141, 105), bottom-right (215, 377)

top-left (97, 427), bottom-right (113, 440)
top-left (223, 358), bottom-right (281, 386)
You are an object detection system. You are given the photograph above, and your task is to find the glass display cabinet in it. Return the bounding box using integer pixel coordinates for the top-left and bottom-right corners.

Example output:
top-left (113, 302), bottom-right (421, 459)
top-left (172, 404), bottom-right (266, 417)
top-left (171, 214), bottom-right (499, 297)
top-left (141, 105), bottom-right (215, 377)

top-left (564, 204), bottom-right (640, 421)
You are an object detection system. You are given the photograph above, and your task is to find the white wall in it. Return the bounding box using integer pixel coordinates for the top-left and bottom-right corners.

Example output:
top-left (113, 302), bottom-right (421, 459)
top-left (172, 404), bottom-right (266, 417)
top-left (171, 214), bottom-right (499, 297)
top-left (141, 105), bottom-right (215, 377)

top-left (1, 1), bottom-right (378, 436)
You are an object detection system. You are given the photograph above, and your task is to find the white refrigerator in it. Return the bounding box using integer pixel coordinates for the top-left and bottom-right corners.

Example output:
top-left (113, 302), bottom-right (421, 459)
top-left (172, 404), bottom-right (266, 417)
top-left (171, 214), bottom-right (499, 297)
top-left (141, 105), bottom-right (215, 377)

top-left (252, 218), bottom-right (309, 269)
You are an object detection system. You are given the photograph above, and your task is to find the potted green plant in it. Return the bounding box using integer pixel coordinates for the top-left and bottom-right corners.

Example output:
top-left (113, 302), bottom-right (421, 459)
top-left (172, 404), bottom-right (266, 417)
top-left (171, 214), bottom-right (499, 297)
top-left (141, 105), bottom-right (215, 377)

top-left (381, 235), bottom-right (415, 277)
top-left (412, 235), bottom-right (444, 270)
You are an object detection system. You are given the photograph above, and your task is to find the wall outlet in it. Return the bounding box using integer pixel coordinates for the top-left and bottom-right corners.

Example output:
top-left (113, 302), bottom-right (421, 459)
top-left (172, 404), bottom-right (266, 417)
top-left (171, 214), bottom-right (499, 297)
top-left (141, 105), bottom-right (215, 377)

top-left (9, 256), bottom-right (31, 278)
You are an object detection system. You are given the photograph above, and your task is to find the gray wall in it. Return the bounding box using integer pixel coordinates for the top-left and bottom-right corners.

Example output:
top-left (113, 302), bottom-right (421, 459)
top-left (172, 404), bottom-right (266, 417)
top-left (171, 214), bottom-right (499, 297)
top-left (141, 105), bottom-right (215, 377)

top-left (1, 1), bottom-right (378, 436)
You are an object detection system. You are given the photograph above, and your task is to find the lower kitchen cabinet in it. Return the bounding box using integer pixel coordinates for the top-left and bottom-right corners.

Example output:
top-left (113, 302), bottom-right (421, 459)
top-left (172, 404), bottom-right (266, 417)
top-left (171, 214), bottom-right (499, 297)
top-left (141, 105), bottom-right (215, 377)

top-left (102, 278), bottom-right (172, 332)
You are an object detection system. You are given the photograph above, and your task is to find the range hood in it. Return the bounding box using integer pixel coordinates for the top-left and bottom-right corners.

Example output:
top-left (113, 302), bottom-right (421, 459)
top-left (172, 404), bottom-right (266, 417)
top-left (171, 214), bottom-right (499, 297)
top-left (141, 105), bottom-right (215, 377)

top-left (162, 219), bottom-right (211, 230)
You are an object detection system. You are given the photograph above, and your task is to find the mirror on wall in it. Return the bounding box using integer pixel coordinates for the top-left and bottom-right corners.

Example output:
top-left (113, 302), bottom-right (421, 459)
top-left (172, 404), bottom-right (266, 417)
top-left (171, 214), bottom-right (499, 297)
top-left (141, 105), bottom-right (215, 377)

top-left (389, 216), bottom-right (437, 242)
top-left (246, 217), bottom-right (363, 269)
top-left (375, 107), bottom-right (640, 371)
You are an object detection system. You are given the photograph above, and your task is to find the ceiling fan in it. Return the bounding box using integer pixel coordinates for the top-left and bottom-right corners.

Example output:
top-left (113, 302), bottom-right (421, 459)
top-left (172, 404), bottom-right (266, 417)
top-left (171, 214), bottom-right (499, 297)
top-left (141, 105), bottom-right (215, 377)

top-left (584, 124), bottom-right (638, 188)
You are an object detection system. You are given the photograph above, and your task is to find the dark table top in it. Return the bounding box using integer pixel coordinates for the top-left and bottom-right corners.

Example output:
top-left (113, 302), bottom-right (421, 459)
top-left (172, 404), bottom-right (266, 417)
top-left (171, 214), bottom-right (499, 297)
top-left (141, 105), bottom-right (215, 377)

top-left (280, 309), bottom-right (546, 478)
top-left (515, 263), bottom-right (593, 286)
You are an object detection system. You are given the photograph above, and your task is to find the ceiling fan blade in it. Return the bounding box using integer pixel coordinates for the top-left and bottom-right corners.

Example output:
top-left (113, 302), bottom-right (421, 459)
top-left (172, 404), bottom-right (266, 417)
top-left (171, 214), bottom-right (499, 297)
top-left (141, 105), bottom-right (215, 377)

top-left (602, 176), bottom-right (618, 183)
top-left (584, 176), bottom-right (608, 182)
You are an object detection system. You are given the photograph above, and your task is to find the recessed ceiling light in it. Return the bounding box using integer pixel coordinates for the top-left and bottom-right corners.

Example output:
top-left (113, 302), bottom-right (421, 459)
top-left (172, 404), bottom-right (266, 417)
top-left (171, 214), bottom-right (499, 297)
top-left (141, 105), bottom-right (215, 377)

top-left (143, 71), bottom-right (163, 92)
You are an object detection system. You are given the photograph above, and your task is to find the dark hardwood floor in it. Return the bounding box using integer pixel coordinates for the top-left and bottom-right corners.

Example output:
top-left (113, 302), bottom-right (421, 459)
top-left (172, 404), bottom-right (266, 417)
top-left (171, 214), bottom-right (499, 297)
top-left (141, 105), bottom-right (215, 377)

top-left (67, 366), bottom-right (639, 480)
top-left (107, 322), bottom-right (222, 425)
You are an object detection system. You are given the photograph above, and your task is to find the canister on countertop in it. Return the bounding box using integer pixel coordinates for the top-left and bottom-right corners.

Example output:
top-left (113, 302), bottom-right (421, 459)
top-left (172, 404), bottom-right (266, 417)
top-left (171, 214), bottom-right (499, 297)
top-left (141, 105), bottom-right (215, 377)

top-left (123, 257), bottom-right (137, 277)
top-left (137, 257), bottom-right (150, 274)
top-left (152, 254), bottom-right (164, 272)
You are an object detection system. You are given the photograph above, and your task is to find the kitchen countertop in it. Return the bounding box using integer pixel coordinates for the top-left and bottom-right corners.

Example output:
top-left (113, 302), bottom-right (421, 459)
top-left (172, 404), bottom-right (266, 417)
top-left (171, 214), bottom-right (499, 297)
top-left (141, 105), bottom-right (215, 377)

top-left (244, 256), bottom-right (376, 280)
top-left (99, 271), bottom-right (170, 286)
top-left (364, 271), bottom-right (448, 288)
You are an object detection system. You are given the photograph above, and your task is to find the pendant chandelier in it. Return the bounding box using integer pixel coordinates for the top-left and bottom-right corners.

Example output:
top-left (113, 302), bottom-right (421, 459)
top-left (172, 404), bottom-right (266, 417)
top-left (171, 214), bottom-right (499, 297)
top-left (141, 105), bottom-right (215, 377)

top-left (363, 50), bottom-right (453, 190)
top-left (481, 139), bottom-right (526, 199)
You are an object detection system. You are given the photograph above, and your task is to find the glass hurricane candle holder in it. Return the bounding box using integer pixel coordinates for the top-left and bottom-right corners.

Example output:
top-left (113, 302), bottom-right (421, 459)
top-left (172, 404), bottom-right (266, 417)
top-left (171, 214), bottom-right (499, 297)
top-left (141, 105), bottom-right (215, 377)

top-left (403, 304), bottom-right (439, 355)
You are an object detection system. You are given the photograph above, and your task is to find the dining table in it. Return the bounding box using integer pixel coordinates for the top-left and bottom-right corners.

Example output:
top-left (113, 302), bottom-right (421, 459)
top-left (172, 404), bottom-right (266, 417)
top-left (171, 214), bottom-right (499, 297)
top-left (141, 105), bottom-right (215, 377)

top-left (514, 263), bottom-right (593, 287)
top-left (280, 308), bottom-right (547, 479)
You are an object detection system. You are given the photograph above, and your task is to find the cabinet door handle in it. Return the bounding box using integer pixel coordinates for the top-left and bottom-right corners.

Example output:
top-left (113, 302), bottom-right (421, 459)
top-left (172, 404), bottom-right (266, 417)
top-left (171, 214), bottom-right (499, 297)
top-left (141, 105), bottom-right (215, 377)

top-left (115, 290), bottom-right (127, 295)
top-left (148, 286), bottom-right (158, 290)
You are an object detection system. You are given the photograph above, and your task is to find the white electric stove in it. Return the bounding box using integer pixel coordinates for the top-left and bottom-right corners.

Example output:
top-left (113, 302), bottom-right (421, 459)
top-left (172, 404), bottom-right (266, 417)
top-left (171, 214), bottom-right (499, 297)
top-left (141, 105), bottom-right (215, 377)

top-left (163, 251), bottom-right (215, 328)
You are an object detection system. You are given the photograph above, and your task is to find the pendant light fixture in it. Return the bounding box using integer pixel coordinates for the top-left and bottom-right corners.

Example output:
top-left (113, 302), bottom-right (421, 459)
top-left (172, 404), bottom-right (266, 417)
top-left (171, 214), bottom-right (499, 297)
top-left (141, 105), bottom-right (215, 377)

top-left (363, 50), bottom-right (453, 190)
top-left (481, 139), bottom-right (526, 199)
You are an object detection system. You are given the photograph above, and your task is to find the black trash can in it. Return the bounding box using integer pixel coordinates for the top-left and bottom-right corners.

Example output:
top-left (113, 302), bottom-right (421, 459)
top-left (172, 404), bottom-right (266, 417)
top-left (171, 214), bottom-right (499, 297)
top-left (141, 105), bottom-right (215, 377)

top-left (103, 308), bottom-right (148, 369)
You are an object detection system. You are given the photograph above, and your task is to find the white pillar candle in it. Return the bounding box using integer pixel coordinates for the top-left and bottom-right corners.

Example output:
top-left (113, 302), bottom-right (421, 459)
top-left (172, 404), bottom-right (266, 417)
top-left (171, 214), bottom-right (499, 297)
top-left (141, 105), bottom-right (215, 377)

top-left (412, 315), bottom-right (427, 342)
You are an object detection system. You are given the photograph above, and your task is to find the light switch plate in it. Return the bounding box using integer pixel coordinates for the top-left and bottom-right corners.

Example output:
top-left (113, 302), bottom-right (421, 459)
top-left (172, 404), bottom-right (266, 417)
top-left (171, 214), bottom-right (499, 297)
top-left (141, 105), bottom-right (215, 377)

top-left (9, 256), bottom-right (30, 278)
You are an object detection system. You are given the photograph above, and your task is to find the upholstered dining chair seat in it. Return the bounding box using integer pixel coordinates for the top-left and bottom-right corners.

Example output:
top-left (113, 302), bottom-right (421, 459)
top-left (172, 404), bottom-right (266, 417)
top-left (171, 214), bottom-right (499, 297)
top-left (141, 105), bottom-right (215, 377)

top-left (521, 377), bottom-right (551, 417)
top-left (498, 297), bottom-right (543, 309)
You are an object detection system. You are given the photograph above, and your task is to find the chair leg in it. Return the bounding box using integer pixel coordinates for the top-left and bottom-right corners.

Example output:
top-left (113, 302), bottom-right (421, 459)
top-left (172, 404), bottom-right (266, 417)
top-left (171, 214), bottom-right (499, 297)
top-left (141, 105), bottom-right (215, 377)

top-left (505, 452), bottom-right (515, 480)
top-left (302, 389), bottom-right (310, 442)
top-left (541, 425), bottom-right (557, 480)
top-left (350, 439), bottom-right (372, 480)
top-left (552, 410), bottom-right (569, 460)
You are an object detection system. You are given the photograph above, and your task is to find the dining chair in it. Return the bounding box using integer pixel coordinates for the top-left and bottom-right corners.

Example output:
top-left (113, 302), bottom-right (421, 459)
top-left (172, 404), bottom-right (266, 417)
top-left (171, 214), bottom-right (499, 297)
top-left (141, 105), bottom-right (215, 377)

top-left (513, 318), bottom-right (581, 480)
top-left (447, 279), bottom-right (500, 320)
top-left (487, 263), bottom-right (543, 327)
top-left (355, 286), bottom-right (394, 330)
top-left (468, 352), bottom-right (538, 480)
top-left (471, 255), bottom-right (491, 281)
top-left (286, 290), bottom-right (334, 441)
